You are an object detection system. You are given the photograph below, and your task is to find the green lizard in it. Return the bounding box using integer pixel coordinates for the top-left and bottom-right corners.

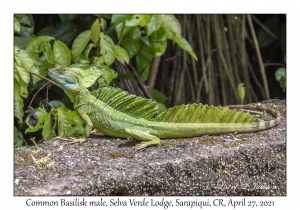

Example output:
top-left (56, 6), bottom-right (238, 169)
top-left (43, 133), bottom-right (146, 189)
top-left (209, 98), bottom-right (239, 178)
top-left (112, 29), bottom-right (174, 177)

top-left (48, 67), bottom-right (280, 150)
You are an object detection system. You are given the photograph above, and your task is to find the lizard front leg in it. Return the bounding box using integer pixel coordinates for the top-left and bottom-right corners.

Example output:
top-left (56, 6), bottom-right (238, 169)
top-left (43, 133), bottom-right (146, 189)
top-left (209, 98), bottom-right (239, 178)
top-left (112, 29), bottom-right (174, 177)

top-left (58, 110), bottom-right (93, 144)
top-left (124, 127), bottom-right (160, 150)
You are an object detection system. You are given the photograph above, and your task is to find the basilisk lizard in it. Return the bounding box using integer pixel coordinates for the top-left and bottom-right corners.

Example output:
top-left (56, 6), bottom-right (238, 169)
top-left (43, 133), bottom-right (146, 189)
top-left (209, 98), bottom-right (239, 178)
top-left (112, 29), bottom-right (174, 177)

top-left (48, 67), bottom-right (280, 150)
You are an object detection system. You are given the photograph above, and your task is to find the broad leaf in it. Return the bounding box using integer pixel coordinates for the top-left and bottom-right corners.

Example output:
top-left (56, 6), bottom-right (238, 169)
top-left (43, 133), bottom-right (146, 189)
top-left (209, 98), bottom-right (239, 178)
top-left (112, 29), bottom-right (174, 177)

top-left (53, 40), bottom-right (71, 67)
top-left (121, 26), bottom-right (141, 59)
top-left (14, 81), bottom-right (24, 123)
top-left (148, 28), bottom-right (167, 57)
top-left (173, 35), bottom-right (198, 61)
top-left (114, 45), bottom-right (129, 65)
top-left (14, 70), bottom-right (28, 98)
top-left (152, 89), bottom-right (168, 104)
top-left (14, 126), bottom-right (24, 148)
top-left (37, 55), bottom-right (55, 76)
top-left (146, 15), bottom-right (162, 36)
top-left (136, 39), bottom-right (152, 81)
top-left (161, 15), bottom-right (182, 36)
top-left (26, 35), bottom-right (54, 58)
top-left (42, 112), bottom-right (56, 141)
top-left (72, 30), bottom-right (91, 58)
top-left (91, 19), bottom-right (100, 44)
top-left (14, 36), bottom-right (33, 50)
top-left (19, 25), bottom-right (34, 37)
top-left (25, 107), bottom-right (48, 133)
top-left (100, 32), bottom-right (115, 66)
top-left (48, 100), bottom-right (65, 108)
top-left (14, 46), bottom-right (40, 84)
top-left (57, 106), bottom-right (84, 137)
top-left (114, 22), bottom-right (131, 40)
top-left (84, 43), bottom-right (96, 58)
top-left (14, 17), bottom-right (20, 33)
top-left (38, 22), bottom-right (78, 46)
top-left (111, 14), bottom-right (133, 25)
top-left (44, 42), bottom-right (55, 64)
top-left (125, 15), bottom-right (152, 27)
top-left (14, 14), bottom-right (32, 26)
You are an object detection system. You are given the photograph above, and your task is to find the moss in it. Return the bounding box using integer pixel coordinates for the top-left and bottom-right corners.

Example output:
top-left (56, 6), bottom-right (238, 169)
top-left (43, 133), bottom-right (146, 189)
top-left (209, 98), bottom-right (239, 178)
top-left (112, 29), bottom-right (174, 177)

top-left (198, 137), bottom-right (221, 145)
top-left (109, 151), bottom-right (126, 159)
top-left (160, 139), bottom-right (181, 148)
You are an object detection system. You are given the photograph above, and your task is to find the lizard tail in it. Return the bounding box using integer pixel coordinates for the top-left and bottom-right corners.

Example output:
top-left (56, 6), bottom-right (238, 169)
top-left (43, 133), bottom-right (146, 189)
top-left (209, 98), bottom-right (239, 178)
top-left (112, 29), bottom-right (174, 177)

top-left (226, 104), bottom-right (281, 130)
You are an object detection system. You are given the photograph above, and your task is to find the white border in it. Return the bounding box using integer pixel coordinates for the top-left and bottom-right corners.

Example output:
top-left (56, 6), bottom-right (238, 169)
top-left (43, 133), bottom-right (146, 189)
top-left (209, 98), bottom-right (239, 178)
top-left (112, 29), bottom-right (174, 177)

top-left (3, 0), bottom-right (296, 208)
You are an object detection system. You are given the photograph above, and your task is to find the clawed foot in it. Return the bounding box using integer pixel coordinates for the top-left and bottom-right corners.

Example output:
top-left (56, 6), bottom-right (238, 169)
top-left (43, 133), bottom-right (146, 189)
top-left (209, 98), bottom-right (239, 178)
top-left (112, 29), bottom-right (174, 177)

top-left (53, 136), bottom-right (87, 144)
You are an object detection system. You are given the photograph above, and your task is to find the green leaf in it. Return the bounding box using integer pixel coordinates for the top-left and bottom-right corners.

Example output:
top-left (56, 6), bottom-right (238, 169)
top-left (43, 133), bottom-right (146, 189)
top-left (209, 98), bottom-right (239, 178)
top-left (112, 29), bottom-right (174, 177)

top-left (37, 55), bottom-right (55, 76)
top-left (72, 30), bottom-right (91, 58)
top-left (136, 39), bottom-right (152, 80)
top-left (54, 40), bottom-right (71, 67)
top-left (14, 17), bottom-right (20, 33)
top-left (237, 83), bottom-right (245, 104)
top-left (14, 126), bottom-right (24, 148)
top-left (91, 19), bottom-right (100, 44)
top-left (84, 43), bottom-right (96, 58)
top-left (44, 42), bottom-right (55, 64)
top-left (14, 70), bottom-right (28, 98)
top-left (111, 14), bottom-right (133, 25)
top-left (48, 100), bottom-right (65, 108)
top-left (19, 25), bottom-right (34, 37)
top-left (25, 107), bottom-right (48, 133)
top-left (114, 45), bottom-right (129, 65)
top-left (148, 28), bottom-right (167, 57)
top-left (121, 26), bottom-right (141, 59)
top-left (42, 112), bottom-right (56, 141)
top-left (125, 15), bottom-right (152, 27)
top-left (14, 81), bottom-right (24, 123)
top-left (26, 35), bottom-right (54, 58)
top-left (161, 15), bottom-right (182, 36)
top-left (14, 46), bottom-right (40, 83)
top-left (275, 67), bottom-right (286, 92)
top-left (152, 89), bottom-right (168, 104)
top-left (59, 14), bottom-right (78, 23)
top-left (57, 106), bottom-right (84, 137)
top-left (14, 14), bottom-right (32, 26)
top-left (100, 32), bottom-right (115, 66)
top-left (146, 15), bottom-right (162, 36)
top-left (114, 22), bottom-right (131, 40)
top-left (38, 22), bottom-right (78, 46)
top-left (173, 35), bottom-right (198, 61)
top-left (14, 36), bottom-right (33, 49)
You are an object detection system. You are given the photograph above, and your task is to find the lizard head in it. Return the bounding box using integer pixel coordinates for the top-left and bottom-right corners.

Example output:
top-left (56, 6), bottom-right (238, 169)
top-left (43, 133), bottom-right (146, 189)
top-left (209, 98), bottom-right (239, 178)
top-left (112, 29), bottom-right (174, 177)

top-left (48, 67), bottom-right (85, 99)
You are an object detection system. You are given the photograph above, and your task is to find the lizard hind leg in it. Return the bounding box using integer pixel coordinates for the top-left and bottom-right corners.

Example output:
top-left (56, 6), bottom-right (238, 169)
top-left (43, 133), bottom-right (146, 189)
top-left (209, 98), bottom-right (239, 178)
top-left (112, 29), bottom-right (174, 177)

top-left (124, 127), bottom-right (160, 150)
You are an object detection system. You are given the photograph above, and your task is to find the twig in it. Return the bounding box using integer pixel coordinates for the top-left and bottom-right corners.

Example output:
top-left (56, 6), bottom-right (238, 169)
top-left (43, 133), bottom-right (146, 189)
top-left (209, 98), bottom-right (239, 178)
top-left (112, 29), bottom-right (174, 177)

top-left (30, 72), bottom-right (61, 88)
top-left (147, 56), bottom-right (161, 92)
top-left (28, 82), bottom-right (50, 108)
top-left (247, 14), bottom-right (270, 99)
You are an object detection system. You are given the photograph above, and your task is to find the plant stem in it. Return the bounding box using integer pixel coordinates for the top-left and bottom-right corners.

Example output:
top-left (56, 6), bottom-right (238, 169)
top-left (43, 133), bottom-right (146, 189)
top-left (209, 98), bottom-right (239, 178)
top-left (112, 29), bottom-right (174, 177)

top-left (247, 14), bottom-right (270, 100)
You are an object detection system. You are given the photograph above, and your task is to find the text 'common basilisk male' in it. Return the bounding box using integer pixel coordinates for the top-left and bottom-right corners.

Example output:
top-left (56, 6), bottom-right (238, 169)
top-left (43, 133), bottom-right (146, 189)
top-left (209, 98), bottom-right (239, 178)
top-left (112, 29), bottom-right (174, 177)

top-left (48, 67), bottom-right (280, 150)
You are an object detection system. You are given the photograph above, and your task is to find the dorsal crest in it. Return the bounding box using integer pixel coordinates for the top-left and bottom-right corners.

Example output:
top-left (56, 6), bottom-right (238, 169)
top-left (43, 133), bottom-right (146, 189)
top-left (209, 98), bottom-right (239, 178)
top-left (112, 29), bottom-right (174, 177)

top-left (91, 87), bottom-right (158, 120)
top-left (152, 103), bottom-right (257, 123)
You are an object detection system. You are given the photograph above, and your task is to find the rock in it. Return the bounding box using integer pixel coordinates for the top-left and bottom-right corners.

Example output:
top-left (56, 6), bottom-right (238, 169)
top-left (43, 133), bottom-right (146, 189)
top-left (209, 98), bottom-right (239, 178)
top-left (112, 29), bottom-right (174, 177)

top-left (14, 100), bottom-right (286, 195)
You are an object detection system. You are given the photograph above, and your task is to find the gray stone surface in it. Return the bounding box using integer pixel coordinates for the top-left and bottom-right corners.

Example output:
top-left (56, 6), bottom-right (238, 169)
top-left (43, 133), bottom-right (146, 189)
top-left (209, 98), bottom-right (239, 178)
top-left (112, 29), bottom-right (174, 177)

top-left (14, 99), bottom-right (286, 196)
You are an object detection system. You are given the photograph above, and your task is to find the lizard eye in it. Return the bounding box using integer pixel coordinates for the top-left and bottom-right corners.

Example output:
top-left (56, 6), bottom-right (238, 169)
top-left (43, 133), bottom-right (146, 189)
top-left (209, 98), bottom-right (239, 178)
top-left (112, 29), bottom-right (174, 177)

top-left (61, 69), bottom-right (66, 72)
